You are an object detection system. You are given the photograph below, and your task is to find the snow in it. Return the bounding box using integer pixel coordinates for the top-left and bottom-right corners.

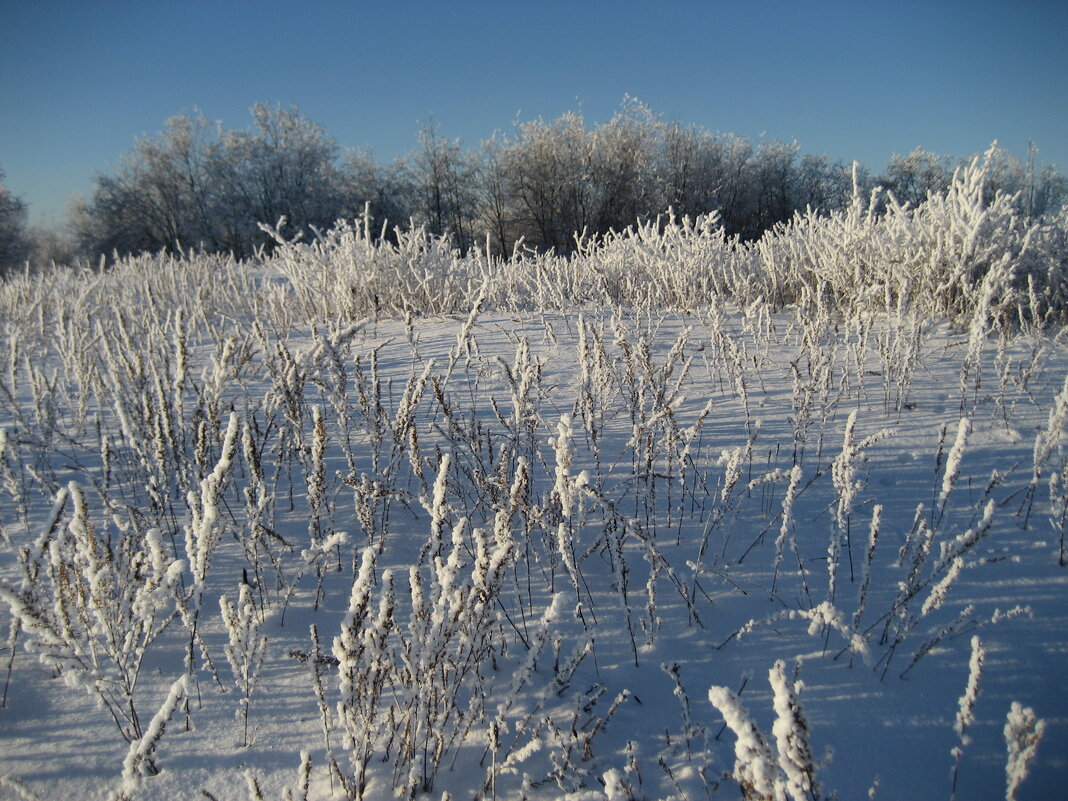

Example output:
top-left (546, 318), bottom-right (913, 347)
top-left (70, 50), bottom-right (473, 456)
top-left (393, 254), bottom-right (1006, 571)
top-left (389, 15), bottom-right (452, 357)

top-left (2, 226), bottom-right (1068, 800)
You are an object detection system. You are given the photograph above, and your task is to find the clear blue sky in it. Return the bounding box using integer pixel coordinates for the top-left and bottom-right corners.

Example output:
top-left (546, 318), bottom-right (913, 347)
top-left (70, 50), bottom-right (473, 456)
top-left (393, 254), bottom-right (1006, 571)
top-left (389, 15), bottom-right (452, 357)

top-left (2, 0), bottom-right (1066, 228)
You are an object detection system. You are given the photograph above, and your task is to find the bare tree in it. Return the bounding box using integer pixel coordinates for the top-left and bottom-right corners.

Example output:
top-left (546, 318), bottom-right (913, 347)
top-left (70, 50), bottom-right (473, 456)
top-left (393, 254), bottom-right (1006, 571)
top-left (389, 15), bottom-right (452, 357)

top-left (0, 168), bottom-right (32, 276)
top-left (882, 148), bottom-right (953, 208)
top-left (73, 113), bottom-right (223, 258)
top-left (75, 106), bottom-right (348, 260)
top-left (503, 112), bottom-right (595, 252)
top-left (339, 148), bottom-right (417, 240)
top-left (210, 103), bottom-right (347, 252)
top-left (472, 132), bottom-right (518, 255)
top-left (412, 121), bottom-right (477, 250)
top-left (588, 98), bottom-right (659, 233)
top-left (795, 153), bottom-right (853, 212)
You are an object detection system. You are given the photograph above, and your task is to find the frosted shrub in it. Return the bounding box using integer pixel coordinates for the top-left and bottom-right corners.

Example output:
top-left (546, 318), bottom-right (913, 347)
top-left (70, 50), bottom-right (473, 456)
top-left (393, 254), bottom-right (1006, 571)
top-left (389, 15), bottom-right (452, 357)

top-left (482, 593), bottom-right (562, 797)
top-left (691, 431), bottom-right (756, 586)
top-left (180, 411), bottom-right (240, 685)
top-left (119, 674), bottom-right (189, 793)
top-left (1024, 373), bottom-right (1068, 528)
top-left (576, 211), bottom-right (740, 309)
top-left (829, 409), bottom-right (893, 599)
top-left (769, 660), bottom-right (819, 801)
top-left (708, 661), bottom-right (823, 801)
top-left (1004, 702), bottom-right (1045, 801)
top-left (260, 214), bottom-right (479, 319)
top-left (937, 417), bottom-right (971, 524)
top-left (772, 464), bottom-right (804, 593)
top-left (331, 547), bottom-right (386, 799)
top-left (328, 497), bottom-right (528, 799)
top-left (283, 751), bottom-right (314, 801)
top-left (186, 412), bottom-right (241, 610)
top-left (1049, 460), bottom-right (1068, 566)
top-left (220, 582), bottom-right (269, 748)
top-left (0, 426), bottom-right (26, 529)
top-left (723, 600), bottom-right (868, 663)
top-left (707, 683), bottom-right (784, 800)
top-left (850, 504), bottom-right (882, 661)
top-left (549, 414), bottom-right (585, 600)
top-left (0, 483), bottom-right (183, 745)
top-left (306, 405), bottom-right (328, 548)
top-left (304, 404), bottom-right (339, 609)
top-left (752, 145), bottom-right (1064, 325)
top-left (239, 419), bottom-right (283, 599)
top-left (950, 636), bottom-right (984, 800)
top-left (419, 452), bottom-right (452, 564)
top-left (877, 496), bottom-right (996, 678)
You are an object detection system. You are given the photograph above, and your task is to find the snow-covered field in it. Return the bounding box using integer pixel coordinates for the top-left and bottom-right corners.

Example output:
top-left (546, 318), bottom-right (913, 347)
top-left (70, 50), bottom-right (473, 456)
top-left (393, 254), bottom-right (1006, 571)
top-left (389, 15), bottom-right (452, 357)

top-left (2, 162), bottom-right (1067, 801)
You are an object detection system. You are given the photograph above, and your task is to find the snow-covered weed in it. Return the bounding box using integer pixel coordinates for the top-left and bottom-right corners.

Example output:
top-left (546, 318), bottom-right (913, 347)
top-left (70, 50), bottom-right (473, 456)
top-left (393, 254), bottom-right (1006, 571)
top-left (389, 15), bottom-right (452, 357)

top-left (1, 168), bottom-right (1066, 798)
top-left (220, 581), bottom-right (269, 748)
top-left (0, 483), bottom-right (182, 745)
top-left (1004, 701), bottom-right (1046, 801)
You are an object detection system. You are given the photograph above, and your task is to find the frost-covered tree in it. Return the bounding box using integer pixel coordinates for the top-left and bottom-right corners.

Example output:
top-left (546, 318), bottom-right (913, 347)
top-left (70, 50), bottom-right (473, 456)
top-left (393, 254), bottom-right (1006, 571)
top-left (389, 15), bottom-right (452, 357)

top-left (1032, 163), bottom-right (1067, 218)
top-left (74, 105), bottom-right (349, 260)
top-left (795, 152), bottom-right (854, 213)
top-left (882, 147), bottom-right (954, 208)
top-left (749, 139), bottom-right (802, 236)
top-left (881, 144), bottom-right (1065, 220)
top-left (0, 168), bottom-right (32, 276)
top-left (339, 148), bottom-right (417, 240)
top-left (587, 98), bottom-right (660, 234)
top-left (412, 120), bottom-right (477, 250)
top-left (501, 112), bottom-right (596, 252)
top-left (216, 103), bottom-right (347, 250)
top-left (472, 131), bottom-right (518, 255)
top-left (972, 142), bottom-right (1067, 218)
top-left (72, 113), bottom-right (223, 258)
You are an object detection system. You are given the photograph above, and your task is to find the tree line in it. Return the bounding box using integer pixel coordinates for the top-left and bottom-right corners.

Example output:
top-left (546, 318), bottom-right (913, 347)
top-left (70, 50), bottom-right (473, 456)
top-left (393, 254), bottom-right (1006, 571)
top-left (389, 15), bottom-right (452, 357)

top-left (1, 99), bottom-right (1066, 273)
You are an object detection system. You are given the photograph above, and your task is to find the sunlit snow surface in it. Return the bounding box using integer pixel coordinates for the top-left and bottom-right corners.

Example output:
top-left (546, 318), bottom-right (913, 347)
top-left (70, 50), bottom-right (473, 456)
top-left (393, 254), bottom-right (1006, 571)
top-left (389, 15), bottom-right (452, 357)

top-left (1, 306), bottom-right (1066, 801)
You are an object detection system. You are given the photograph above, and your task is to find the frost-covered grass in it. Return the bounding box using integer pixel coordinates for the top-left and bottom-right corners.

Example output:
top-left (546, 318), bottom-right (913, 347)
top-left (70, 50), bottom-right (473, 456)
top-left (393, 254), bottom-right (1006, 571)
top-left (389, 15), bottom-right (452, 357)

top-left (1, 159), bottom-right (1067, 801)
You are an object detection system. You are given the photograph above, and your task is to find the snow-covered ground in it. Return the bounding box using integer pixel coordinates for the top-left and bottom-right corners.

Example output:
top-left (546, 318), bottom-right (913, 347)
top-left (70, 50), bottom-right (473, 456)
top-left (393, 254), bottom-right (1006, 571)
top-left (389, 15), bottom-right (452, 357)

top-left (3, 161), bottom-right (1068, 800)
top-left (1, 295), bottom-right (1065, 801)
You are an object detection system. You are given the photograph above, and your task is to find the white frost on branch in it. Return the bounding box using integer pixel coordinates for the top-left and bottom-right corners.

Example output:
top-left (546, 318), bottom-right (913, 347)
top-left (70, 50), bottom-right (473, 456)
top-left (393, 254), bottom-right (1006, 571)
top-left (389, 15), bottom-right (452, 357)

top-left (770, 659), bottom-right (818, 801)
top-left (708, 684), bottom-right (785, 801)
top-left (121, 674), bottom-right (188, 791)
top-left (1004, 701), bottom-right (1045, 801)
top-left (938, 417), bottom-right (971, 515)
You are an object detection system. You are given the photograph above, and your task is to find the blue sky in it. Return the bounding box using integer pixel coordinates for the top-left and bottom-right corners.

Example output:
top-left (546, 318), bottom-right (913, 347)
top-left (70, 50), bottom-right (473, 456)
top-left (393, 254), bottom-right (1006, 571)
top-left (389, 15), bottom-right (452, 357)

top-left (2, 0), bottom-right (1066, 228)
